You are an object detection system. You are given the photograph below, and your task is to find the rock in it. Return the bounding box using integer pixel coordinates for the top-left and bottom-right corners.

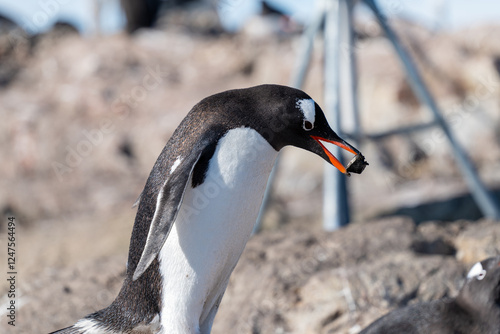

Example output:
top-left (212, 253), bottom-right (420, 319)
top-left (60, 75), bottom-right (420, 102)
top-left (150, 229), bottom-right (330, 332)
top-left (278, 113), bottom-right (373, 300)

top-left (346, 154), bottom-right (369, 175)
top-left (455, 219), bottom-right (500, 264)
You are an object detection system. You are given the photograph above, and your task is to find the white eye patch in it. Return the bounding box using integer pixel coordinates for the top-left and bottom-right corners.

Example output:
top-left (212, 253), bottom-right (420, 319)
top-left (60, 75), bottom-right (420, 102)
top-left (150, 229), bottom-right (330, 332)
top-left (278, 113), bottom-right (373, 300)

top-left (467, 262), bottom-right (486, 280)
top-left (297, 98), bottom-right (316, 130)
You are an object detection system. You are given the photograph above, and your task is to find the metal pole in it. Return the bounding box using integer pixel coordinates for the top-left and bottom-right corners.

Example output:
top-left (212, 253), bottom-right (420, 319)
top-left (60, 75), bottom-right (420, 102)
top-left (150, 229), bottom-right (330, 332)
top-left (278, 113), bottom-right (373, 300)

top-left (323, 0), bottom-right (349, 230)
top-left (254, 1), bottom-right (326, 234)
top-left (364, 0), bottom-right (500, 219)
top-left (290, 2), bottom-right (327, 88)
top-left (339, 0), bottom-right (361, 147)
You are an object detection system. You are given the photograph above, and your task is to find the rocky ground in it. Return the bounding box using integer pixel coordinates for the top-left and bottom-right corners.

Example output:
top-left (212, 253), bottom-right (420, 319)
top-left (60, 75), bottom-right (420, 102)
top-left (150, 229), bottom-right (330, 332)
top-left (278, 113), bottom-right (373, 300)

top-left (2, 217), bottom-right (499, 333)
top-left (1, 15), bottom-right (500, 334)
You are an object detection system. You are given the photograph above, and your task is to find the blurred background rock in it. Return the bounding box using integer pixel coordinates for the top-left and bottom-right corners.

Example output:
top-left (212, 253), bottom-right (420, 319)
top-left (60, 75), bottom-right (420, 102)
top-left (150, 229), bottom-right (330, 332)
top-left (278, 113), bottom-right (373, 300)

top-left (0, 0), bottom-right (499, 333)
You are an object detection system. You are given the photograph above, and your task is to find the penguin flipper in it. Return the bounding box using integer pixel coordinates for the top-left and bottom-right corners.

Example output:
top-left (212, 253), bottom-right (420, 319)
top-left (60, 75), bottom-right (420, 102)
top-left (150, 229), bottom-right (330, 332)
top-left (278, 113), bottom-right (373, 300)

top-left (49, 326), bottom-right (82, 334)
top-left (132, 149), bottom-right (204, 281)
top-left (132, 191), bottom-right (142, 208)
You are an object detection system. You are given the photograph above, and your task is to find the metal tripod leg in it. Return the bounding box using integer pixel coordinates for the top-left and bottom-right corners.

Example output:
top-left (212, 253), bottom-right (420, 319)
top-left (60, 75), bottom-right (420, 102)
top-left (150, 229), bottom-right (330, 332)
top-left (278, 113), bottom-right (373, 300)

top-left (290, 1), bottom-right (327, 89)
top-left (253, 2), bottom-right (326, 233)
top-left (323, 0), bottom-right (349, 230)
top-left (364, 0), bottom-right (500, 219)
top-left (339, 0), bottom-right (362, 146)
top-left (257, 0), bottom-right (358, 232)
top-left (322, 0), bottom-right (365, 230)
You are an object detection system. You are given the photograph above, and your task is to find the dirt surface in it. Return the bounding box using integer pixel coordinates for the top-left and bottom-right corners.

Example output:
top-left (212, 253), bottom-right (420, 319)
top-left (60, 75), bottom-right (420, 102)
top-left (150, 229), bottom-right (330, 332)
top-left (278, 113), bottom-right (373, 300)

top-left (2, 217), bottom-right (499, 333)
top-left (1, 17), bottom-right (500, 334)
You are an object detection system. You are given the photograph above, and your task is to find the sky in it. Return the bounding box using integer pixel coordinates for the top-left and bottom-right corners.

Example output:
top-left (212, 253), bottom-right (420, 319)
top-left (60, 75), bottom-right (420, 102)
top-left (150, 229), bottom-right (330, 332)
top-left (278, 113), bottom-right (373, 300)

top-left (375, 0), bottom-right (500, 30)
top-left (0, 0), bottom-right (499, 35)
top-left (221, 0), bottom-right (500, 31)
top-left (0, 0), bottom-right (124, 35)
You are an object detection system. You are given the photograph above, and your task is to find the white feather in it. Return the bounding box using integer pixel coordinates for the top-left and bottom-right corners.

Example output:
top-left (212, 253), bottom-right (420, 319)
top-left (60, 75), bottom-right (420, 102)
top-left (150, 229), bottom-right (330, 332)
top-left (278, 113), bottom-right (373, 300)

top-left (170, 156), bottom-right (183, 174)
top-left (75, 314), bottom-right (160, 333)
top-left (74, 319), bottom-right (114, 334)
top-left (158, 127), bottom-right (278, 333)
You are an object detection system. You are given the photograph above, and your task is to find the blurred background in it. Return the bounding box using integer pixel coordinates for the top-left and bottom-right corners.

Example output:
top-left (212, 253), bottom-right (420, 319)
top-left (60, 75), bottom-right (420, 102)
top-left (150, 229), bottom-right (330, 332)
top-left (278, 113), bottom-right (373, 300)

top-left (1, 0), bottom-right (500, 333)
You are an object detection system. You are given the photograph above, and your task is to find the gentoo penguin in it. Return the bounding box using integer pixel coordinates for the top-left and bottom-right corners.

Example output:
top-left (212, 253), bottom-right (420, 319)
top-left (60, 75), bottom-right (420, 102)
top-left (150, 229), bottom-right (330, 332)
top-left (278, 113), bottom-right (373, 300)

top-left (360, 256), bottom-right (500, 334)
top-left (51, 84), bottom-right (367, 334)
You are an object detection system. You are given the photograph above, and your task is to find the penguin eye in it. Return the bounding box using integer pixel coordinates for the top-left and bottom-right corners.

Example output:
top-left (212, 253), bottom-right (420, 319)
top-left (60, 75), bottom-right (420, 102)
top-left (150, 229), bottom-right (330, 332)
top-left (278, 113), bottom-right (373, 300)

top-left (477, 270), bottom-right (486, 280)
top-left (303, 120), bottom-right (314, 131)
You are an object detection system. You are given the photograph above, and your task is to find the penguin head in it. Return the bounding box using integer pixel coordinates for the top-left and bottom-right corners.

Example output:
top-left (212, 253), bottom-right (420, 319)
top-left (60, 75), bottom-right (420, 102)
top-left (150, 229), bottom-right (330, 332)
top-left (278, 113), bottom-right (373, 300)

top-left (458, 256), bottom-right (500, 315)
top-left (246, 85), bottom-right (367, 175)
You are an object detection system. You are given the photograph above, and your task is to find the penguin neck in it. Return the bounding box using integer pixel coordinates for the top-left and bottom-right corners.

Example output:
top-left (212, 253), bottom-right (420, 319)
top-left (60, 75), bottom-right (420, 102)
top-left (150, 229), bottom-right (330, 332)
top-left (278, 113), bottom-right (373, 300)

top-left (444, 297), bottom-right (499, 333)
top-left (455, 290), bottom-right (500, 322)
top-left (209, 127), bottom-right (279, 189)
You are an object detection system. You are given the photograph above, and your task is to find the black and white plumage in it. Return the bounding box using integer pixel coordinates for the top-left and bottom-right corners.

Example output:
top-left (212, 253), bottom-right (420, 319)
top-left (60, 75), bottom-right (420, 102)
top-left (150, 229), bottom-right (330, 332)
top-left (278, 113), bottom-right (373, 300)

top-left (51, 84), bottom-right (366, 334)
top-left (360, 256), bottom-right (500, 334)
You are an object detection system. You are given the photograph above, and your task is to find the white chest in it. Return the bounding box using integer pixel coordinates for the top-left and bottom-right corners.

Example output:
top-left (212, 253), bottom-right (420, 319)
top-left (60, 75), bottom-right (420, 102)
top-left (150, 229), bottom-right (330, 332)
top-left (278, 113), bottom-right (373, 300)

top-left (158, 127), bottom-right (278, 332)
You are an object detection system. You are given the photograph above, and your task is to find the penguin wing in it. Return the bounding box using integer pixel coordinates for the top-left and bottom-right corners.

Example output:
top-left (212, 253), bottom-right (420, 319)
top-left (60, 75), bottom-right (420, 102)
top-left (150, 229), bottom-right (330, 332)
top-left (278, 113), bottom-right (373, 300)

top-left (131, 191), bottom-right (142, 208)
top-left (132, 149), bottom-right (204, 281)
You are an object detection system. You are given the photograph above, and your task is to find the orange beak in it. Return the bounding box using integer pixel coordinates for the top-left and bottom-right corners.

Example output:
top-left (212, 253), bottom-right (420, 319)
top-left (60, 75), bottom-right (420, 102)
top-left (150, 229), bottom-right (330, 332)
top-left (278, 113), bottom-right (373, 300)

top-left (311, 135), bottom-right (358, 175)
